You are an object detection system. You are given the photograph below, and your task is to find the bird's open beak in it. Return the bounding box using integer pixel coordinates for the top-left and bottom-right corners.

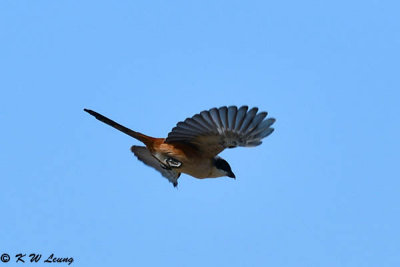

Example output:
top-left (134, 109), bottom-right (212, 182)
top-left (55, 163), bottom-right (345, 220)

top-left (228, 172), bottom-right (236, 179)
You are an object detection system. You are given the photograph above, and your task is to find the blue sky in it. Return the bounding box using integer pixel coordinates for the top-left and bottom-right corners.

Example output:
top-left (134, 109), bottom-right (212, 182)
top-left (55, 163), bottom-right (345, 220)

top-left (1, 0), bottom-right (399, 266)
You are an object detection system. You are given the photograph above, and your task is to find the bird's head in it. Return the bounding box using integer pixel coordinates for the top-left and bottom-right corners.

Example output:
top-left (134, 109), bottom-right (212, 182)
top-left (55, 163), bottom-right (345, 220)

top-left (212, 157), bottom-right (236, 179)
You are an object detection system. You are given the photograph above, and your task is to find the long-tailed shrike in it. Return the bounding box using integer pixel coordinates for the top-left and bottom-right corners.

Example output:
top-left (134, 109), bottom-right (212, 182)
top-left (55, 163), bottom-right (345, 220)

top-left (84, 106), bottom-right (275, 187)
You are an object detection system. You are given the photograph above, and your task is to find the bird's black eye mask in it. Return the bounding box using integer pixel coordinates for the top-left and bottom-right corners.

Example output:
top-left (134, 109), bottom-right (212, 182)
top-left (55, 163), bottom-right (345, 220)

top-left (213, 158), bottom-right (235, 178)
top-left (213, 158), bottom-right (231, 172)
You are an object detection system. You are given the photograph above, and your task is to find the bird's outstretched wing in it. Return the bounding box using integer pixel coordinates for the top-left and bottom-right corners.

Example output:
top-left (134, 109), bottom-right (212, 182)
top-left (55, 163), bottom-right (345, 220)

top-left (165, 106), bottom-right (275, 157)
top-left (131, 146), bottom-right (180, 187)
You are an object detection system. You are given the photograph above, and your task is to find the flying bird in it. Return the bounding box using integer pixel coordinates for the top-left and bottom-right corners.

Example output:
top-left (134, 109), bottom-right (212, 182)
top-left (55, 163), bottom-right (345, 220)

top-left (84, 106), bottom-right (275, 187)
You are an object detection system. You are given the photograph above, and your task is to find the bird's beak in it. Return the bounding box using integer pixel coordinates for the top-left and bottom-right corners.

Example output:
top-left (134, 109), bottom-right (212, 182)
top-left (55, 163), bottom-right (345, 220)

top-left (228, 172), bottom-right (236, 179)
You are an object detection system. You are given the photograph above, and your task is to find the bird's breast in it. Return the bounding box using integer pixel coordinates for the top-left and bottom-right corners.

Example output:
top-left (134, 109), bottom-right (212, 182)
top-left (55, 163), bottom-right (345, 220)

top-left (152, 142), bottom-right (214, 178)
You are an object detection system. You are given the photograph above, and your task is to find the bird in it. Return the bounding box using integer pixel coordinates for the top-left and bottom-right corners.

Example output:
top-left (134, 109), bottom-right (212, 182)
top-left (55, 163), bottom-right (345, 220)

top-left (84, 106), bottom-right (275, 187)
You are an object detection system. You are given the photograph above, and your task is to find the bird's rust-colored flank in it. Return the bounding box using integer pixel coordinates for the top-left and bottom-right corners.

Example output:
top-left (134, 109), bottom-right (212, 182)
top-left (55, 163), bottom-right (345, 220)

top-left (84, 106), bottom-right (275, 187)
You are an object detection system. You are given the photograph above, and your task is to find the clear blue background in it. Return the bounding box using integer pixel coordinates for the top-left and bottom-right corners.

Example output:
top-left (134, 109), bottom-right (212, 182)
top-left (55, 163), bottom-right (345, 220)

top-left (1, 0), bottom-right (399, 266)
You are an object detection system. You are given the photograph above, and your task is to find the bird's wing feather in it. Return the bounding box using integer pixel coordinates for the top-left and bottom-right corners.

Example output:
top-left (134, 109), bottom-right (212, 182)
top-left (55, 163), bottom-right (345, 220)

top-left (131, 146), bottom-right (180, 187)
top-left (165, 106), bottom-right (275, 156)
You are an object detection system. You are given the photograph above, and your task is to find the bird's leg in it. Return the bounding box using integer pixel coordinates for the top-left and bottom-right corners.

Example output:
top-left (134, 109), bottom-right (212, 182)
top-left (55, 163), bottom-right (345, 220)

top-left (166, 157), bottom-right (182, 168)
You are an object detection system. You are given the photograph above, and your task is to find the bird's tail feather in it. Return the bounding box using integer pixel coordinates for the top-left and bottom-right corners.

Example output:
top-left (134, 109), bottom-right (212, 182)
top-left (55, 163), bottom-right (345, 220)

top-left (84, 109), bottom-right (154, 146)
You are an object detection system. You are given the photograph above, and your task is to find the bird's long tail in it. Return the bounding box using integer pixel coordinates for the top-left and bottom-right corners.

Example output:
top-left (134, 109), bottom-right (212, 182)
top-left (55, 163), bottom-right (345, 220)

top-left (84, 109), bottom-right (154, 146)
